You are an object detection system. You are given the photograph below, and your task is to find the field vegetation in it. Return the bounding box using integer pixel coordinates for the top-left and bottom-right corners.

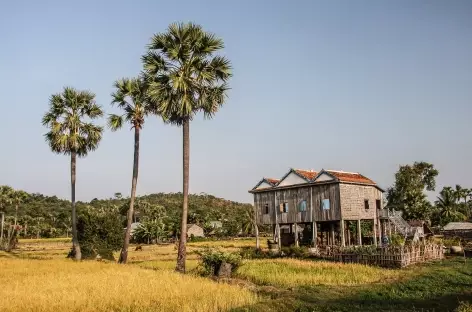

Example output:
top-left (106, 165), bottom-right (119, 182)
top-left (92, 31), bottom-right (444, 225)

top-left (1, 238), bottom-right (472, 312)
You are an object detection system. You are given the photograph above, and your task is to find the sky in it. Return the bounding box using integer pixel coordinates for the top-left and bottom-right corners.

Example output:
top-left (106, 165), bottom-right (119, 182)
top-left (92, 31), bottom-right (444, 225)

top-left (0, 0), bottom-right (471, 203)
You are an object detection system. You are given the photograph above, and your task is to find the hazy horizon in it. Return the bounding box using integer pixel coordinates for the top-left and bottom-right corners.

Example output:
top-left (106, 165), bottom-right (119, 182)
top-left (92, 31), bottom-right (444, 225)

top-left (1, 0), bottom-right (471, 204)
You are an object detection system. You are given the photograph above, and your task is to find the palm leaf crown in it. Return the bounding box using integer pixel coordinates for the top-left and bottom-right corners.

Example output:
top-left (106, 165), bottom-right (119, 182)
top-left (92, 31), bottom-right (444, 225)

top-left (108, 78), bottom-right (151, 131)
top-left (42, 87), bottom-right (104, 157)
top-left (142, 22), bottom-right (232, 125)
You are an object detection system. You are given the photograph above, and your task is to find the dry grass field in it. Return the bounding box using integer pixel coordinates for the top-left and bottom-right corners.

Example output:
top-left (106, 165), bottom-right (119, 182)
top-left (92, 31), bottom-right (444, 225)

top-left (1, 238), bottom-right (472, 312)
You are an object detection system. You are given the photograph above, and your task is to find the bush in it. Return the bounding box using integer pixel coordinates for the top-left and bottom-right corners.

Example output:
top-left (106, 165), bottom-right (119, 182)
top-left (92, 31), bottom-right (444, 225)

top-left (196, 248), bottom-right (242, 276)
top-left (456, 302), bottom-right (472, 312)
top-left (239, 247), bottom-right (273, 259)
top-left (281, 246), bottom-right (309, 258)
top-left (390, 233), bottom-right (405, 246)
top-left (72, 206), bottom-right (123, 260)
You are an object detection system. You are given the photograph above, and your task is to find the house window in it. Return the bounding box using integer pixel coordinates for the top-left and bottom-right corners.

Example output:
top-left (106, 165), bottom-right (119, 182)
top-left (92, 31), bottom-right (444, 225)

top-left (364, 199), bottom-right (370, 209)
top-left (281, 202), bottom-right (289, 213)
top-left (298, 200), bottom-right (307, 212)
top-left (376, 200), bottom-right (381, 210)
top-left (322, 199), bottom-right (330, 210)
top-left (264, 204), bottom-right (269, 214)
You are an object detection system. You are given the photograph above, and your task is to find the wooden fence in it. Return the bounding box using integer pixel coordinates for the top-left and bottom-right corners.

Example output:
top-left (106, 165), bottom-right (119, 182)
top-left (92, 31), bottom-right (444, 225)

top-left (318, 244), bottom-right (444, 268)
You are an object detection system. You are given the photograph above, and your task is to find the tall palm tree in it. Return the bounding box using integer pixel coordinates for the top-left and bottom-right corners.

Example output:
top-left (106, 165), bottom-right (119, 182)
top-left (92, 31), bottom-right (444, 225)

top-left (436, 187), bottom-right (465, 226)
top-left (42, 87), bottom-right (103, 260)
top-left (143, 22), bottom-right (232, 272)
top-left (0, 186), bottom-right (14, 244)
top-left (108, 77), bottom-right (152, 264)
top-left (11, 190), bottom-right (29, 226)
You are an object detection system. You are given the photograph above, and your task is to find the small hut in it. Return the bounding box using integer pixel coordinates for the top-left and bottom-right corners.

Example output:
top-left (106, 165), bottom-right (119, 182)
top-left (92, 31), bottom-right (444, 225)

top-left (442, 222), bottom-right (472, 241)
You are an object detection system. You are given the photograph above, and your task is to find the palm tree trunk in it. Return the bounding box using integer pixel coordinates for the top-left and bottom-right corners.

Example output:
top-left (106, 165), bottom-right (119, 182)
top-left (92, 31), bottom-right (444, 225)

top-left (71, 151), bottom-right (81, 260)
top-left (176, 119), bottom-right (189, 273)
top-left (119, 127), bottom-right (140, 264)
top-left (0, 211), bottom-right (4, 245)
top-left (14, 204), bottom-right (18, 226)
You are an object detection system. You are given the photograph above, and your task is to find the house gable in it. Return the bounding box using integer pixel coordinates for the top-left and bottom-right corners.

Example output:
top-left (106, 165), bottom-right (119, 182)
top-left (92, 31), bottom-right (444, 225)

top-left (255, 181), bottom-right (273, 190)
top-left (278, 171), bottom-right (308, 186)
top-left (313, 171), bottom-right (336, 182)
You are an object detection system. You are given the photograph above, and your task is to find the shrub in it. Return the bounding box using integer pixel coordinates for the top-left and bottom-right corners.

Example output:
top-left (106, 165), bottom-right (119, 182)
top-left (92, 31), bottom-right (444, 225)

top-left (71, 206), bottom-right (123, 260)
top-left (390, 233), bottom-right (405, 246)
top-left (456, 302), bottom-right (472, 312)
top-left (196, 248), bottom-right (242, 276)
top-left (239, 246), bottom-right (273, 259)
top-left (281, 246), bottom-right (309, 258)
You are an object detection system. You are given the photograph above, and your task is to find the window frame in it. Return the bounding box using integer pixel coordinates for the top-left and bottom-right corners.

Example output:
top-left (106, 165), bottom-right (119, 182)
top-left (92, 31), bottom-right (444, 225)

top-left (298, 199), bottom-right (307, 212)
top-left (322, 199), bottom-right (330, 210)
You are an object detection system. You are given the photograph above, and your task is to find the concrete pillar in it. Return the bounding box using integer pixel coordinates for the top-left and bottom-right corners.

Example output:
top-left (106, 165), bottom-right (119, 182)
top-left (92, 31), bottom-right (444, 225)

top-left (357, 219), bottom-right (362, 245)
top-left (294, 223), bottom-right (299, 247)
top-left (340, 220), bottom-right (345, 247)
top-left (330, 223), bottom-right (335, 245)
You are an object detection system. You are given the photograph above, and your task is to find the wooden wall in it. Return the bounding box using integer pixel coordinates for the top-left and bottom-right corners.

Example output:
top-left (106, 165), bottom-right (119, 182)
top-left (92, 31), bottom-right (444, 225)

top-left (254, 183), bottom-right (342, 224)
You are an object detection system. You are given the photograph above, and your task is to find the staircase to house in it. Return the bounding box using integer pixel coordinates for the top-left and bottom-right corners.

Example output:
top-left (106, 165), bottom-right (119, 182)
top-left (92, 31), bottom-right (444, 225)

top-left (387, 210), bottom-right (422, 242)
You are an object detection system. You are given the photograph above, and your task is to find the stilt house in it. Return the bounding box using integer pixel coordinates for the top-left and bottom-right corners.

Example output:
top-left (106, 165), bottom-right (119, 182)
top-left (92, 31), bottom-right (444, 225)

top-left (249, 168), bottom-right (391, 247)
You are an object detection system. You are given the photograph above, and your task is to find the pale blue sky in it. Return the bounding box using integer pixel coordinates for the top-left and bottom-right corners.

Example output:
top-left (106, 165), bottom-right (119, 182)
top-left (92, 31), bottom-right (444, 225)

top-left (0, 0), bottom-right (471, 203)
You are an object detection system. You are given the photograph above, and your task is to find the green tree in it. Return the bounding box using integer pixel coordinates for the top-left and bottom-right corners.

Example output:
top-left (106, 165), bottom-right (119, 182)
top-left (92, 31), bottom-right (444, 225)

top-left (435, 186), bottom-right (466, 226)
top-left (108, 78), bottom-right (152, 264)
top-left (0, 186), bottom-right (14, 245)
top-left (11, 190), bottom-right (29, 226)
top-left (143, 22), bottom-right (232, 273)
top-left (42, 87), bottom-right (104, 260)
top-left (386, 161), bottom-right (439, 221)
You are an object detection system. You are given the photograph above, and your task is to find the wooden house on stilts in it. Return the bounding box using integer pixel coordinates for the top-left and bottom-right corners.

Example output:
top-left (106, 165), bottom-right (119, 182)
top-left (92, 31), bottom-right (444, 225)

top-left (249, 168), bottom-right (397, 248)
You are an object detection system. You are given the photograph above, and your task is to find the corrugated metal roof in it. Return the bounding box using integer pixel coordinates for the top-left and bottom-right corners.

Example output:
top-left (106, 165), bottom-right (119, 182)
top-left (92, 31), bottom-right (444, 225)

top-left (443, 222), bottom-right (472, 231)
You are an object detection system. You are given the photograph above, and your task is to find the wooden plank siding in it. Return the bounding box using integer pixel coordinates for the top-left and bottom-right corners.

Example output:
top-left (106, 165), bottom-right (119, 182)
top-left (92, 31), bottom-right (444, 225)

top-left (255, 183), bottom-right (343, 224)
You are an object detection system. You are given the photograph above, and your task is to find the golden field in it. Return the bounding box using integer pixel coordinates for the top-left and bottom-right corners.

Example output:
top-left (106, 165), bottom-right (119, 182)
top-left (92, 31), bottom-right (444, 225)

top-left (1, 238), bottom-right (471, 312)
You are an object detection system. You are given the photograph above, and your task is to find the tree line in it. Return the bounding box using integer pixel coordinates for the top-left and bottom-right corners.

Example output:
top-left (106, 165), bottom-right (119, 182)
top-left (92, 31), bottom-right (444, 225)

top-left (0, 188), bottom-right (254, 242)
top-left (387, 161), bottom-right (471, 226)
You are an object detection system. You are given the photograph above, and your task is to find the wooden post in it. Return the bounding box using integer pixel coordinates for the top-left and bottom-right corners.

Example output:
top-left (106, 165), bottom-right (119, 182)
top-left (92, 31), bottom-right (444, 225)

top-left (347, 221), bottom-right (351, 246)
top-left (388, 221), bottom-right (392, 237)
top-left (377, 218), bottom-right (382, 245)
top-left (330, 223), bottom-right (335, 245)
top-left (294, 223), bottom-right (299, 247)
top-left (277, 224), bottom-right (281, 250)
top-left (357, 219), bottom-right (362, 245)
top-left (320, 226), bottom-right (324, 245)
top-left (340, 220), bottom-right (345, 247)
top-left (373, 219), bottom-right (377, 247)
top-left (313, 222), bottom-right (317, 246)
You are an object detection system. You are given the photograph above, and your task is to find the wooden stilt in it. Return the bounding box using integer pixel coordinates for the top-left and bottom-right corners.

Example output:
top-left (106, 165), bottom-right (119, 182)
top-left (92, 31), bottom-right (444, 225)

top-left (330, 223), bottom-right (335, 246)
top-left (347, 221), bottom-right (351, 246)
top-left (313, 222), bottom-right (317, 246)
top-left (340, 220), bottom-right (345, 247)
top-left (373, 219), bottom-right (377, 247)
top-left (294, 223), bottom-right (299, 247)
top-left (357, 219), bottom-right (362, 245)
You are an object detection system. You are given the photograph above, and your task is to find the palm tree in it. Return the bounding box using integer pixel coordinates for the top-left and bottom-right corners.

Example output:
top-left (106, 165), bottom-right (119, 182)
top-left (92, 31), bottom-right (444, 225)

top-left (11, 190), bottom-right (29, 226)
top-left (108, 78), bottom-right (152, 264)
top-left (436, 187), bottom-right (465, 226)
top-left (42, 87), bottom-right (103, 260)
top-left (0, 186), bottom-right (14, 244)
top-left (143, 22), bottom-right (232, 273)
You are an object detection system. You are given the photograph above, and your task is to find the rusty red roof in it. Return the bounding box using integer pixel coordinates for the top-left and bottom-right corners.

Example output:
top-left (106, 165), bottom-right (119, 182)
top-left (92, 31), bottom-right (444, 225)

top-left (266, 178), bottom-right (280, 186)
top-left (294, 169), bottom-right (318, 180)
top-left (325, 170), bottom-right (375, 184)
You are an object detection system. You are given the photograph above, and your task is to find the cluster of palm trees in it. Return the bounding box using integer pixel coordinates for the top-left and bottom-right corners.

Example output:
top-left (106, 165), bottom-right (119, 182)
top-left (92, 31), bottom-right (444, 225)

top-left (41, 22), bottom-right (231, 272)
top-left (0, 186), bottom-right (29, 247)
top-left (434, 185), bottom-right (472, 226)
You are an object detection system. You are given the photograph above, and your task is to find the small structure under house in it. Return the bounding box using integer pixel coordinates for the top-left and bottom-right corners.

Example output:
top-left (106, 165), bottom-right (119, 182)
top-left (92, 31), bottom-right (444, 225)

top-left (249, 168), bottom-right (422, 248)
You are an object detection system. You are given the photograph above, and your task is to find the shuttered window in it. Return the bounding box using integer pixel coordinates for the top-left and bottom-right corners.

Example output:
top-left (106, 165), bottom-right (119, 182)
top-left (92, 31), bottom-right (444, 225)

top-left (322, 199), bottom-right (330, 210)
top-left (298, 200), bottom-right (307, 212)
